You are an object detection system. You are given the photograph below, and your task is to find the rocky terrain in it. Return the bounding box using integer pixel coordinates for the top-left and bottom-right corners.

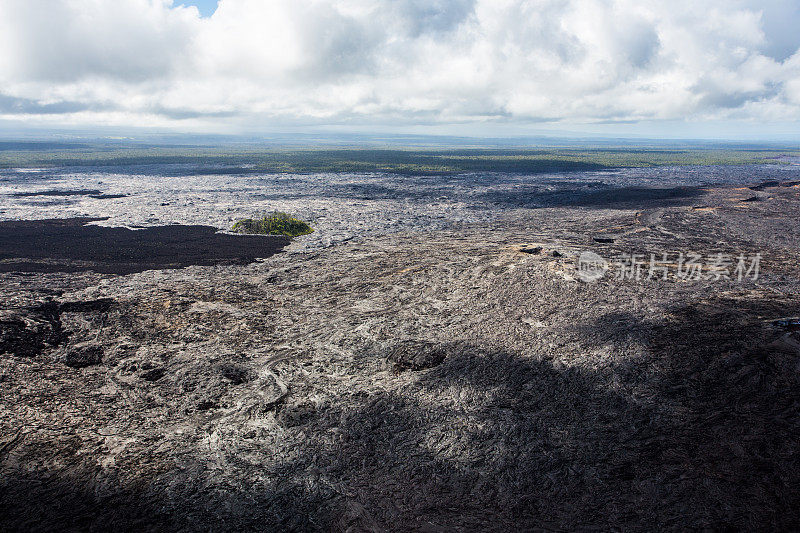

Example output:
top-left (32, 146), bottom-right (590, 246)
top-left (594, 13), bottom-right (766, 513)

top-left (1, 165), bottom-right (800, 531)
top-left (1, 158), bottom-right (798, 249)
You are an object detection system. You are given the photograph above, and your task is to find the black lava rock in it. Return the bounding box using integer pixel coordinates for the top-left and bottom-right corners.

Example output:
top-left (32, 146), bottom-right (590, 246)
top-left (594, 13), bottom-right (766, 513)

top-left (387, 340), bottom-right (448, 371)
top-left (141, 367), bottom-right (167, 382)
top-left (520, 246), bottom-right (542, 255)
top-left (219, 363), bottom-right (253, 385)
top-left (61, 343), bottom-right (103, 368)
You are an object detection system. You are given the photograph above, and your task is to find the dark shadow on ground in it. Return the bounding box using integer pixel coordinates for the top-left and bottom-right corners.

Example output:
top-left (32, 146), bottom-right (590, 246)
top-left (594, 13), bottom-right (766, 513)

top-left (479, 184), bottom-right (706, 208)
top-left (0, 470), bottom-right (329, 532)
top-left (287, 296), bottom-right (800, 530)
top-left (248, 180), bottom-right (706, 210)
top-left (12, 189), bottom-right (103, 197)
top-left (0, 218), bottom-right (289, 274)
top-left (1, 297), bottom-right (798, 531)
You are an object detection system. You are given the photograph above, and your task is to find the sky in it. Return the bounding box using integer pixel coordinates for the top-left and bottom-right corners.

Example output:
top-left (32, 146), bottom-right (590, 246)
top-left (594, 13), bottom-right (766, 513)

top-left (0, 0), bottom-right (799, 140)
top-left (180, 0), bottom-right (218, 18)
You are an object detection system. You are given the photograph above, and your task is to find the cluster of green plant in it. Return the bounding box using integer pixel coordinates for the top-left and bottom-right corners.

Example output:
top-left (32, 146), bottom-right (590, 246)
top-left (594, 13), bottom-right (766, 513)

top-left (2, 142), bottom-right (798, 175)
top-left (231, 212), bottom-right (314, 237)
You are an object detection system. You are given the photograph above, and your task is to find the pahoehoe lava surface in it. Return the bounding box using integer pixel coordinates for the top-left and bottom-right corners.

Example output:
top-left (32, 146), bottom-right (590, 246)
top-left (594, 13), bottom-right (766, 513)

top-left (0, 218), bottom-right (289, 274)
top-left (1, 166), bottom-right (800, 531)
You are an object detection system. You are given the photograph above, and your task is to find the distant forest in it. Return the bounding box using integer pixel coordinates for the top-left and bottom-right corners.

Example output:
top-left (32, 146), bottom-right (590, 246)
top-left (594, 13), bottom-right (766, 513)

top-left (1, 142), bottom-right (797, 176)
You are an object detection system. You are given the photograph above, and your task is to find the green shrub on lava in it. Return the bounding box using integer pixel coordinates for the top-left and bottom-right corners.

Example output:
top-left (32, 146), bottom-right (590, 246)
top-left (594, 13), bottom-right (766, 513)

top-left (232, 212), bottom-right (314, 237)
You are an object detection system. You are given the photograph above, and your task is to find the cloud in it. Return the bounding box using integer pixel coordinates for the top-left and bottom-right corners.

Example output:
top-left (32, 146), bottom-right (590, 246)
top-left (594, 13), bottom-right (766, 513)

top-left (0, 94), bottom-right (105, 115)
top-left (0, 0), bottom-right (198, 83)
top-left (0, 0), bottom-right (798, 131)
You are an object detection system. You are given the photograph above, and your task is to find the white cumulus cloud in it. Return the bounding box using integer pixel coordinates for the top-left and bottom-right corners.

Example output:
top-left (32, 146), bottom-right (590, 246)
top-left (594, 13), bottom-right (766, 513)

top-left (0, 0), bottom-right (798, 132)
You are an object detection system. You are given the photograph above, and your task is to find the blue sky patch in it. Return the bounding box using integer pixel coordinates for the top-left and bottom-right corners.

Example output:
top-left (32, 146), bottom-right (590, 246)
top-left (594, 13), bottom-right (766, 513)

top-left (180, 0), bottom-right (218, 18)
